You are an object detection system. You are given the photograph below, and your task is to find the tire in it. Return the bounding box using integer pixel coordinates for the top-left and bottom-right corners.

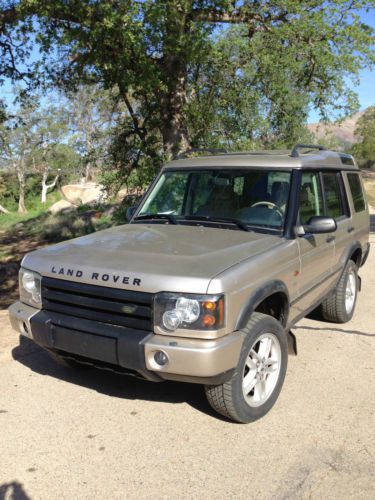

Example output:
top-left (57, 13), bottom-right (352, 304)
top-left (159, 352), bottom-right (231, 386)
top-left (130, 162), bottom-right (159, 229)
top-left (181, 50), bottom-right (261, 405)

top-left (205, 312), bottom-right (288, 423)
top-left (321, 260), bottom-right (358, 323)
top-left (47, 350), bottom-right (89, 369)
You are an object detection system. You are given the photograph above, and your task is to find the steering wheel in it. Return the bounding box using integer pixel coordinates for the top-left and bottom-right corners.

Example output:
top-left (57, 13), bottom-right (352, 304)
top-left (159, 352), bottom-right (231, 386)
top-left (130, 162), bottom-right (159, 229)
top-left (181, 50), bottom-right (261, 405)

top-left (249, 201), bottom-right (284, 221)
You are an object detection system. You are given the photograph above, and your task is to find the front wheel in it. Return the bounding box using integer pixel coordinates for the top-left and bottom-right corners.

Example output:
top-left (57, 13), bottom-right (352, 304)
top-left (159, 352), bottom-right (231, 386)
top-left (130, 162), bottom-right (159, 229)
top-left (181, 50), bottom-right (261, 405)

top-left (205, 313), bottom-right (288, 423)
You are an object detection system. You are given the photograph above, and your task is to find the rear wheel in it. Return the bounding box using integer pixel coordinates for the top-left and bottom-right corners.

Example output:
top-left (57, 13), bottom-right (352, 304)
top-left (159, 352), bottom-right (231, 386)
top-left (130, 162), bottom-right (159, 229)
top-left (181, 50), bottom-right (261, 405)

top-left (321, 260), bottom-right (358, 323)
top-left (205, 312), bottom-right (288, 423)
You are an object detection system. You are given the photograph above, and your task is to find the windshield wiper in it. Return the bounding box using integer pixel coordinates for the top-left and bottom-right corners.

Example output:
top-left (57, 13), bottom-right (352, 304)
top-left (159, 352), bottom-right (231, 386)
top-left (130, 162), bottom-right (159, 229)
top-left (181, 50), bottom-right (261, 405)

top-left (182, 216), bottom-right (252, 232)
top-left (133, 213), bottom-right (178, 225)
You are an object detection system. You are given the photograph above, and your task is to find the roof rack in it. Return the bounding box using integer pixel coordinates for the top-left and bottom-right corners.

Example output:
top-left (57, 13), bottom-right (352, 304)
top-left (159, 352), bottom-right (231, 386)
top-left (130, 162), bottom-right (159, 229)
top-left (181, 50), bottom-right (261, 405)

top-left (176, 148), bottom-right (227, 159)
top-left (291, 144), bottom-right (326, 158)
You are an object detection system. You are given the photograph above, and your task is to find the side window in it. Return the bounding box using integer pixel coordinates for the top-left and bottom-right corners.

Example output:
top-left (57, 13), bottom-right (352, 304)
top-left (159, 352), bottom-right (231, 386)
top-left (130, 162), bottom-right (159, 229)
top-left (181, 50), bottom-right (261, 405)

top-left (322, 173), bottom-right (346, 219)
top-left (299, 172), bottom-right (324, 224)
top-left (347, 173), bottom-right (366, 212)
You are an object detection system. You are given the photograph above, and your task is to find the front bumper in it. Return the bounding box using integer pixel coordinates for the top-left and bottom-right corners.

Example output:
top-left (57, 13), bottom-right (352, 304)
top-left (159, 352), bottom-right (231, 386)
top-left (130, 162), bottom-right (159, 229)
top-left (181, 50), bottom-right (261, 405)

top-left (8, 301), bottom-right (243, 384)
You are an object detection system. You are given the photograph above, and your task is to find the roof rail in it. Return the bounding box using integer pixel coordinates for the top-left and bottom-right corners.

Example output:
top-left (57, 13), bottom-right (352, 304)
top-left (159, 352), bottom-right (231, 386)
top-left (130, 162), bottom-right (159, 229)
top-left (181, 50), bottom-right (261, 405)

top-left (176, 148), bottom-right (227, 159)
top-left (291, 144), bottom-right (326, 158)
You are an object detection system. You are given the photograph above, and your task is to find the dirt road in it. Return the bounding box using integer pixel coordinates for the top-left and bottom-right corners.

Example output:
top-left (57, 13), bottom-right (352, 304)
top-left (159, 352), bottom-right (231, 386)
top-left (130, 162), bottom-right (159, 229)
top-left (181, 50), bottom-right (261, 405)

top-left (0, 232), bottom-right (374, 500)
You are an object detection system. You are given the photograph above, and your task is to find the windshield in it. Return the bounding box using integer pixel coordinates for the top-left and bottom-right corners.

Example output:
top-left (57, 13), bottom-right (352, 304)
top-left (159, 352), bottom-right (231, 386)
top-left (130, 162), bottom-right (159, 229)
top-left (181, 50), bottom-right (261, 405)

top-left (137, 169), bottom-right (291, 231)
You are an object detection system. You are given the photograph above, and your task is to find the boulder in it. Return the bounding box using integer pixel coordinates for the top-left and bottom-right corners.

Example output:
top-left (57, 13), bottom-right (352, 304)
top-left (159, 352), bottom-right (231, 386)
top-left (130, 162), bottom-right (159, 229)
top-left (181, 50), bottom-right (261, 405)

top-left (49, 199), bottom-right (75, 214)
top-left (61, 183), bottom-right (107, 204)
top-left (116, 187), bottom-right (129, 202)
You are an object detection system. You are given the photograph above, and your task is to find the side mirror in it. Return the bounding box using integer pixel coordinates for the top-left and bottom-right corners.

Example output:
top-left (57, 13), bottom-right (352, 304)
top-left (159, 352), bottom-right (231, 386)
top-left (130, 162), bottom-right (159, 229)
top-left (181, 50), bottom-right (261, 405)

top-left (126, 205), bottom-right (138, 222)
top-left (298, 216), bottom-right (337, 235)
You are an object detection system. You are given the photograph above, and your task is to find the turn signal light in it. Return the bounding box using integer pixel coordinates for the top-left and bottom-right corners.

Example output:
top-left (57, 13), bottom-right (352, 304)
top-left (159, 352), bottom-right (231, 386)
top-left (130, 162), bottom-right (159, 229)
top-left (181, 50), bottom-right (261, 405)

top-left (203, 301), bottom-right (217, 311)
top-left (202, 314), bottom-right (216, 327)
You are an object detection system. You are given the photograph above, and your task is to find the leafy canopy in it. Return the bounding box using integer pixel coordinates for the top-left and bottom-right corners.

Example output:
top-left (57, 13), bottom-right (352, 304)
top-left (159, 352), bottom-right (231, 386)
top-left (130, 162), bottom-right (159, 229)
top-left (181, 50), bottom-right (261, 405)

top-left (1, 1), bottom-right (374, 187)
top-left (352, 106), bottom-right (375, 167)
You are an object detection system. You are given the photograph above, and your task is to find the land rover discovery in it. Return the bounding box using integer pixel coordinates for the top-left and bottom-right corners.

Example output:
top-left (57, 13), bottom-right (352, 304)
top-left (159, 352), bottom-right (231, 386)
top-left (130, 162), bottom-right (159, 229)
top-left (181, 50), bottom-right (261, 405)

top-left (9, 144), bottom-right (370, 423)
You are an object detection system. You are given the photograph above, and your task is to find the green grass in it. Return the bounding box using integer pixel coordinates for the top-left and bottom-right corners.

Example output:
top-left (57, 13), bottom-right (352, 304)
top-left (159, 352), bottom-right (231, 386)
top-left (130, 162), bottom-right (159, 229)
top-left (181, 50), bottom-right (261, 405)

top-left (0, 187), bottom-right (134, 309)
top-left (0, 191), bottom-right (62, 231)
top-left (0, 196), bottom-right (127, 255)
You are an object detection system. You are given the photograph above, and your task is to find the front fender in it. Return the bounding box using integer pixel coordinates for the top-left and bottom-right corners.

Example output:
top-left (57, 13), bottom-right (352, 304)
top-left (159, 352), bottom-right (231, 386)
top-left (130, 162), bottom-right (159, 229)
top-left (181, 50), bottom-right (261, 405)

top-left (235, 279), bottom-right (290, 330)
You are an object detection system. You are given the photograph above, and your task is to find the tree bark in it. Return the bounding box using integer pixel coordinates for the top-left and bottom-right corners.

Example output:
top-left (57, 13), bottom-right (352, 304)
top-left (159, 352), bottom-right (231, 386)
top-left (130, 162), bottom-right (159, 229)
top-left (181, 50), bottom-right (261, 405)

top-left (15, 160), bottom-right (27, 214)
top-left (159, 6), bottom-right (192, 158)
top-left (41, 170), bottom-right (60, 203)
top-left (84, 122), bottom-right (94, 182)
top-left (85, 161), bottom-right (92, 182)
top-left (160, 64), bottom-right (191, 158)
top-left (18, 178), bottom-right (27, 213)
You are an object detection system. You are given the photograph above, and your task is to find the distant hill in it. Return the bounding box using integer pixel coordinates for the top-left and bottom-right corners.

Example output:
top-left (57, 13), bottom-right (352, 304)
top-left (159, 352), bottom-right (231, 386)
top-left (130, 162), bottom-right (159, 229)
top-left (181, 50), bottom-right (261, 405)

top-left (307, 110), bottom-right (367, 146)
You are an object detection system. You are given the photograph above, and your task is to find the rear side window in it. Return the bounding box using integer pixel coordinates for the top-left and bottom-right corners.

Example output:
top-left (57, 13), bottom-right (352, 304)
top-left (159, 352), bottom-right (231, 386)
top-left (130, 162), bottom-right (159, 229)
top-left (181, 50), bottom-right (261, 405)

top-left (322, 173), bottom-right (346, 219)
top-left (347, 173), bottom-right (366, 212)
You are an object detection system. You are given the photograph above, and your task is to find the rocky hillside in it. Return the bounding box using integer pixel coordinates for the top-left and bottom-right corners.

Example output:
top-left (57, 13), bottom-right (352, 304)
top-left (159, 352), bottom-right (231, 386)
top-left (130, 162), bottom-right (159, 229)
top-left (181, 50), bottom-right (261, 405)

top-left (307, 110), bottom-right (366, 146)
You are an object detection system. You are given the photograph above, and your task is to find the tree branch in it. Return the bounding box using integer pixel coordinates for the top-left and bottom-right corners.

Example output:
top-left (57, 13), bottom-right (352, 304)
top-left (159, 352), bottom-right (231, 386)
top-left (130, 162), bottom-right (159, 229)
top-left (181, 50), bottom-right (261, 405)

top-left (0, 7), bottom-right (18, 27)
top-left (121, 90), bottom-right (147, 141)
top-left (190, 8), bottom-right (289, 27)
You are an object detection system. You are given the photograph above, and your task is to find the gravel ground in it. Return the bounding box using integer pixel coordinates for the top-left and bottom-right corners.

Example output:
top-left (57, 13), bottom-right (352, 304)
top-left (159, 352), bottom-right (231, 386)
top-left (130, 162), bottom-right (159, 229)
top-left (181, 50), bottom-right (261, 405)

top-left (0, 230), bottom-right (374, 500)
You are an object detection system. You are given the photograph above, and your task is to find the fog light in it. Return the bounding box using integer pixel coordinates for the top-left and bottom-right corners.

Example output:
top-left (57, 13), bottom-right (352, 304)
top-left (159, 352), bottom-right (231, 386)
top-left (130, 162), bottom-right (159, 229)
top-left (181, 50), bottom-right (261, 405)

top-left (154, 351), bottom-right (168, 366)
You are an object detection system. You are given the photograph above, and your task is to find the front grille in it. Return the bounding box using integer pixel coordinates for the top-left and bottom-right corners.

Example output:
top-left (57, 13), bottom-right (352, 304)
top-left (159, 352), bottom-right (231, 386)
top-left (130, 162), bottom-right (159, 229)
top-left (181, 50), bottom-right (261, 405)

top-left (41, 277), bottom-right (153, 331)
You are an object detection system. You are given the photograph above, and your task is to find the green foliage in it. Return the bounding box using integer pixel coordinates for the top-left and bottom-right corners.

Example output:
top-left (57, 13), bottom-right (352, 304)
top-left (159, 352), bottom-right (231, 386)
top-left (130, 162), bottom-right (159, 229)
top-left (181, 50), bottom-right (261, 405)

top-left (100, 116), bottom-right (165, 195)
top-left (352, 106), bottom-right (375, 168)
top-left (186, 26), bottom-right (322, 149)
top-left (0, 171), bottom-right (61, 212)
top-left (1, 1), bottom-right (375, 193)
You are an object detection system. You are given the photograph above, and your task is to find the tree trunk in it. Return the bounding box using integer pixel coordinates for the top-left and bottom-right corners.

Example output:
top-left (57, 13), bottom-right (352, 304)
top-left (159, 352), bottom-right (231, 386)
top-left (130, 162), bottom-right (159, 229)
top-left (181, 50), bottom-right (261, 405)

top-left (41, 170), bottom-right (48, 203)
top-left (85, 161), bottom-right (92, 182)
top-left (159, 9), bottom-right (192, 158)
top-left (41, 169), bottom-right (60, 203)
top-left (160, 58), bottom-right (191, 157)
top-left (160, 80), bottom-right (191, 158)
top-left (84, 118), bottom-right (94, 182)
top-left (0, 203), bottom-right (10, 214)
top-left (16, 160), bottom-right (27, 214)
top-left (18, 179), bottom-right (27, 214)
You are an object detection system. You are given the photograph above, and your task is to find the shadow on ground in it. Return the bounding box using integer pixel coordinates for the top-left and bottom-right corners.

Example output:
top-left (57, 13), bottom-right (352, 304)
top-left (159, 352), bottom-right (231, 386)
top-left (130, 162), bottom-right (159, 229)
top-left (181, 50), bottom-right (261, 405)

top-left (295, 325), bottom-right (374, 337)
top-left (12, 336), bottom-right (228, 422)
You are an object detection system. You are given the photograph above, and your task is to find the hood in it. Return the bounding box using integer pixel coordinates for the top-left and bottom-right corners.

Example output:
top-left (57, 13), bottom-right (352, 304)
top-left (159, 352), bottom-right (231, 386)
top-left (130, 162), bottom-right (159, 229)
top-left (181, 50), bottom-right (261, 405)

top-left (22, 223), bottom-right (282, 294)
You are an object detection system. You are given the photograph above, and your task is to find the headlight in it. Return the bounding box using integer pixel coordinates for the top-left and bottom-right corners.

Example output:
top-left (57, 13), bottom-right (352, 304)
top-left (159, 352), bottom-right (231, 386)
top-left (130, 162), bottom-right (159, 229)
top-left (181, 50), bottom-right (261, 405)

top-left (19, 268), bottom-right (42, 308)
top-left (154, 293), bottom-right (225, 333)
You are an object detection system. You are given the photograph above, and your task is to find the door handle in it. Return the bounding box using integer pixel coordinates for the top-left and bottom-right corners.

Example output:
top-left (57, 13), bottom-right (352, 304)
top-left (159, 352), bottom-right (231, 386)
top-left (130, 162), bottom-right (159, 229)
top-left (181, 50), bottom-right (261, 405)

top-left (326, 235), bottom-right (335, 243)
top-left (347, 226), bottom-right (355, 233)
